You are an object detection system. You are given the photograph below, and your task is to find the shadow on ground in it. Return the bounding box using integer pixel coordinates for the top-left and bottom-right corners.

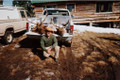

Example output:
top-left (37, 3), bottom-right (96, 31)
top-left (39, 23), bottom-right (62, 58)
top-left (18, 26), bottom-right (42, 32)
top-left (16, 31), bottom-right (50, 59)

top-left (19, 38), bottom-right (41, 48)
top-left (32, 48), bottom-right (46, 60)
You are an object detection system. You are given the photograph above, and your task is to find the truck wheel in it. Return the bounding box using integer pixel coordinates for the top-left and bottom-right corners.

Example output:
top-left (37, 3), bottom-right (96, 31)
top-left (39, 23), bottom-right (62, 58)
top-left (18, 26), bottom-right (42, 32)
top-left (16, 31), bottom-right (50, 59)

top-left (3, 31), bottom-right (13, 44)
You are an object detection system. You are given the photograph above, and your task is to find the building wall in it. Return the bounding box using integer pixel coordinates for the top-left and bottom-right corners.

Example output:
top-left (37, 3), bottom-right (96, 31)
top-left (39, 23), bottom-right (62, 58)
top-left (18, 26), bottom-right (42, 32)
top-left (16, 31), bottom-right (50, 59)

top-left (75, 2), bottom-right (96, 15)
top-left (33, 1), bottom-right (120, 26)
top-left (56, 3), bottom-right (66, 8)
top-left (113, 2), bottom-right (120, 12)
top-left (33, 1), bottom-right (120, 15)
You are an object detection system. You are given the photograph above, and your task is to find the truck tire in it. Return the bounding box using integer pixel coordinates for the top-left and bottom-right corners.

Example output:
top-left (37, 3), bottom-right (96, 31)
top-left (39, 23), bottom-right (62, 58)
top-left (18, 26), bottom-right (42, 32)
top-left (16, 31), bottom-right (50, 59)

top-left (2, 31), bottom-right (13, 44)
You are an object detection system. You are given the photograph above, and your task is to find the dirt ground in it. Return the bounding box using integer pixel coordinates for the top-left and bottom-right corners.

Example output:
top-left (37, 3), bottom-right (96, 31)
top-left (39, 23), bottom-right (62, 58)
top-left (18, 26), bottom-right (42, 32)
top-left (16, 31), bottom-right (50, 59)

top-left (0, 31), bottom-right (120, 80)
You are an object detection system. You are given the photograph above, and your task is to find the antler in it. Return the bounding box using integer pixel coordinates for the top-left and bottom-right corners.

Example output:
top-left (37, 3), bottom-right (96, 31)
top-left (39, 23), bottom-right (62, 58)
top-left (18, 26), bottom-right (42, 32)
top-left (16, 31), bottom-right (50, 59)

top-left (39, 12), bottom-right (48, 27)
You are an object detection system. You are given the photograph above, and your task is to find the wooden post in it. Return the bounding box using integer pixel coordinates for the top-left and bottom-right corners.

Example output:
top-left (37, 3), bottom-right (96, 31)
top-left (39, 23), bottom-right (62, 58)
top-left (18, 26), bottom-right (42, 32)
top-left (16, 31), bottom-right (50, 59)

top-left (89, 21), bottom-right (93, 27)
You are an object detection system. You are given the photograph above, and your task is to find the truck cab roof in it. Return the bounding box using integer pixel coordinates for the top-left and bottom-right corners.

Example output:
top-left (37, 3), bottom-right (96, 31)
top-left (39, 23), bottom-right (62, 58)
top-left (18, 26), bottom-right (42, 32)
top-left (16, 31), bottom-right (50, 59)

top-left (0, 5), bottom-right (24, 10)
top-left (43, 8), bottom-right (70, 16)
top-left (44, 8), bottom-right (69, 11)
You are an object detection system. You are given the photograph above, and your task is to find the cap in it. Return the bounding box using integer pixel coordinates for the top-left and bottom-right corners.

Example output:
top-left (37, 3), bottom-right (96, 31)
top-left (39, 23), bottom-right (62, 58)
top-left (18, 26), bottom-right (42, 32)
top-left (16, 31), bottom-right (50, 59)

top-left (45, 27), bottom-right (53, 32)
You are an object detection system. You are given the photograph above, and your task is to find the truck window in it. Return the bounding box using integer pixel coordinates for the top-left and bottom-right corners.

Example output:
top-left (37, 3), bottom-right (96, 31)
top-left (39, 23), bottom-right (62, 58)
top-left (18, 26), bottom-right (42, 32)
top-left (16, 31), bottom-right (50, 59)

top-left (20, 11), bottom-right (25, 18)
top-left (43, 10), bottom-right (69, 16)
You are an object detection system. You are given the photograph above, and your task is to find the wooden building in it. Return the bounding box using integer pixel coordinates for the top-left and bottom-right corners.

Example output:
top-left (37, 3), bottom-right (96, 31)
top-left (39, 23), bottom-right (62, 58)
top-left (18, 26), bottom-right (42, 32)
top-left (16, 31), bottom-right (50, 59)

top-left (32, 0), bottom-right (120, 28)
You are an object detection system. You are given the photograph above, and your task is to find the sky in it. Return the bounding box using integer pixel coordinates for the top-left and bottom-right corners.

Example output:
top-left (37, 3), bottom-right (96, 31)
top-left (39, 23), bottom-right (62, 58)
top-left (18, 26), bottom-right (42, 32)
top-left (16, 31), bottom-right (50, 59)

top-left (3, 0), bottom-right (13, 6)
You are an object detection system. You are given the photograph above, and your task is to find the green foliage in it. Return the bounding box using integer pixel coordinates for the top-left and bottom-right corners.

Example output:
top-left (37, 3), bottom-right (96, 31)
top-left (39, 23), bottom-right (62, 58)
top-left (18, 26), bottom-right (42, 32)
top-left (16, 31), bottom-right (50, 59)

top-left (13, 1), bottom-right (34, 16)
top-left (0, 1), bottom-right (3, 5)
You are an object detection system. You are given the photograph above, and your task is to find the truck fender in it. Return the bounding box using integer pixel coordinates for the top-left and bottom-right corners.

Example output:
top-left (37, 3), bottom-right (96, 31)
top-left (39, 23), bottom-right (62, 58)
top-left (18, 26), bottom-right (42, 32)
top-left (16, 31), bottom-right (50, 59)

top-left (3, 26), bottom-right (14, 36)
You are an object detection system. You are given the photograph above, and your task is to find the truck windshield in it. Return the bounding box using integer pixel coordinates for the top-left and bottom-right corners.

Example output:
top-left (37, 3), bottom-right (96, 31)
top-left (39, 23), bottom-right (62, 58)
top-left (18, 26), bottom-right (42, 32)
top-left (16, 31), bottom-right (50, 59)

top-left (43, 10), bottom-right (69, 16)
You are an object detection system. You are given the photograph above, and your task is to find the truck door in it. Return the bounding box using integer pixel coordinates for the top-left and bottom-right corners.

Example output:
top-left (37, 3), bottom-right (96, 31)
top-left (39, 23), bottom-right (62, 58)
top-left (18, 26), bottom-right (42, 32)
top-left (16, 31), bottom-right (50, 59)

top-left (19, 10), bottom-right (27, 30)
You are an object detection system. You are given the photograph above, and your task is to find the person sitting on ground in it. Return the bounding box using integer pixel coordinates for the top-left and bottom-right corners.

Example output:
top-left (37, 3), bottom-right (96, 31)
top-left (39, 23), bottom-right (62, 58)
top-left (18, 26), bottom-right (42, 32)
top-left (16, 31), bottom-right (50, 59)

top-left (40, 27), bottom-right (60, 62)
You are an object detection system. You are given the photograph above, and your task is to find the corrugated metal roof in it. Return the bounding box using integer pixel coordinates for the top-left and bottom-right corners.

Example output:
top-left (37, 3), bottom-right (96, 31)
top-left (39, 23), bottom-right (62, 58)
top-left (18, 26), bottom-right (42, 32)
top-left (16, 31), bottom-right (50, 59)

top-left (31, 0), bottom-right (119, 3)
top-left (31, 0), bottom-right (69, 3)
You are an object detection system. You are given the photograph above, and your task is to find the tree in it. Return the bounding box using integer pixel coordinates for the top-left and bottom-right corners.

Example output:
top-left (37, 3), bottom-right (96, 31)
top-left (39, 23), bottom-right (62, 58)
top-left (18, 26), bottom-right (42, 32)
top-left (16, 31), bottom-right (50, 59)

top-left (13, 0), bottom-right (34, 16)
top-left (0, 0), bottom-right (3, 5)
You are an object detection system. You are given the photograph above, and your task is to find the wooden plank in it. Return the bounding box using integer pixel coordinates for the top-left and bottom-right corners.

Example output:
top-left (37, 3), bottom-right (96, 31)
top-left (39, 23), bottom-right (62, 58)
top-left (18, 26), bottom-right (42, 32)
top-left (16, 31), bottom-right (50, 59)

top-left (33, 7), bottom-right (43, 12)
top-left (73, 13), bottom-right (120, 19)
top-left (73, 19), bottom-right (120, 24)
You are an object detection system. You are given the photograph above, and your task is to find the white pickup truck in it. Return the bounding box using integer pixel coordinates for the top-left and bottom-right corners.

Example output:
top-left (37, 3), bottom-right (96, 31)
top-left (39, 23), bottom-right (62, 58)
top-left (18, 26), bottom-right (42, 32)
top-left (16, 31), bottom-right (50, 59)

top-left (26, 8), bottom-right (74, 43)
top-left (0, 6), bottom-right (30, 44)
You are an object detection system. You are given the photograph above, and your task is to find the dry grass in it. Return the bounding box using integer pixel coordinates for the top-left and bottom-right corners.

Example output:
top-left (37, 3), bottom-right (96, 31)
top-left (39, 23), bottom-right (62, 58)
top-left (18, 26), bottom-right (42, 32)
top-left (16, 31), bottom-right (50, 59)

top-left (108, 56), bottom-right (119, 65)
top-left (71, 31), bottom-right (120, 80)
top-left (97, 61), bottom-right (108, 66)
top-left (0, 31), bottom-right (120, 80)
top-left (82, 67), bottom-right (94, 74)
